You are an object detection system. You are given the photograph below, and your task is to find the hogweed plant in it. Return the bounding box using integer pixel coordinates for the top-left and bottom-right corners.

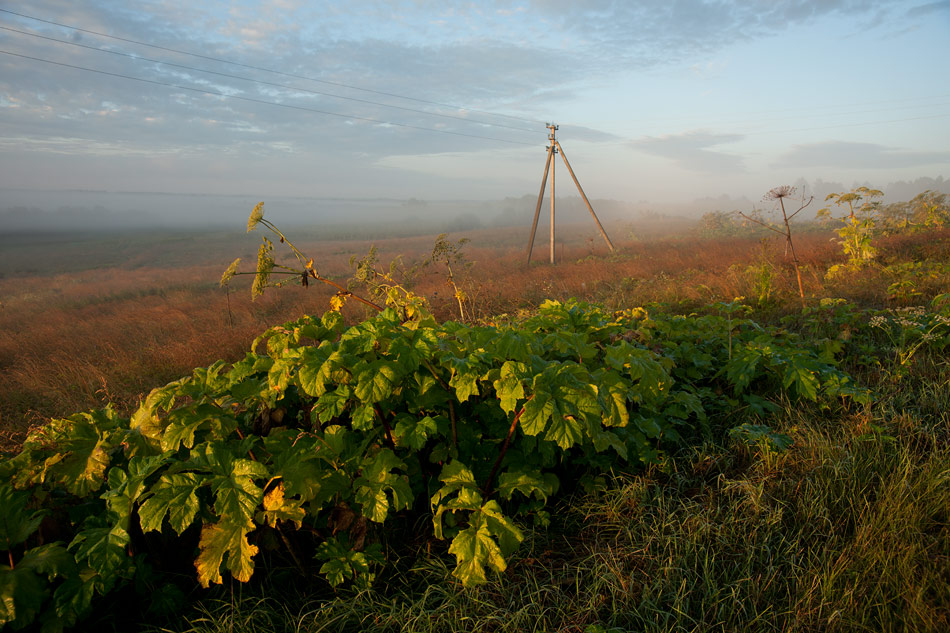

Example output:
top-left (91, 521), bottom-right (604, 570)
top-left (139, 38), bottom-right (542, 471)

top-left (222, 202), bottom-right (408, 317)
top-left (817, 187), bottom-right (883, 276)
top-left (223, 203), bottom-right (473, 323)
top-left (869, 293), bottom-right (950, 374)
top-left (415, 234), bottom-right (474, 323)
top-left (738, 186), bottom-right (812, 307)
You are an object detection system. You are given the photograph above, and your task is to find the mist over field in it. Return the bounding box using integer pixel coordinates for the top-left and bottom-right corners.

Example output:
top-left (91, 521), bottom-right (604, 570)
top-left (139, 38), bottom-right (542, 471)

top-left (2, 175), bottom-right (947, 234)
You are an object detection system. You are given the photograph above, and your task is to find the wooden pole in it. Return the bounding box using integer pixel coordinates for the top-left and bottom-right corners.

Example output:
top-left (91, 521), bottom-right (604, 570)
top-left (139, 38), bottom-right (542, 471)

top-left (525, 143), bottom-right (554, 264)
top-left (555, 140), bottom-right (615, 252)
top-left (548, 124), bottom-right (557, 265)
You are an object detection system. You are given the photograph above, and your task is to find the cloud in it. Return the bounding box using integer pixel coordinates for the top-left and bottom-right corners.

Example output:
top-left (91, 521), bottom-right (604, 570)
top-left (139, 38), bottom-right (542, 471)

top-left (907, 1), bottom-right (950, 18)
top-left (1, 0), bottom-right (937, 199)
top-left (629, 130), bottom-right (746, 173)
top-left (520, 0), bottom-right (910, 68)
top-left (774, 141), bottom-right (950, 169)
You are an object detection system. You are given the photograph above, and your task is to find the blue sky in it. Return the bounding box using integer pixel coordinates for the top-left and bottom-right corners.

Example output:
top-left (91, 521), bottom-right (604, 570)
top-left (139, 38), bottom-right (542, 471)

top-left (1, 0), bottom-right (948, 205)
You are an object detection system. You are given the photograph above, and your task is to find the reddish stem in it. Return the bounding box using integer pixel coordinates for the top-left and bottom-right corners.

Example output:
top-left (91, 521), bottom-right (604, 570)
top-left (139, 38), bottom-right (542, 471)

top-left (374, 406), bottom-right (396, 447)
top-left (482, 397), bottom-right (532, 497)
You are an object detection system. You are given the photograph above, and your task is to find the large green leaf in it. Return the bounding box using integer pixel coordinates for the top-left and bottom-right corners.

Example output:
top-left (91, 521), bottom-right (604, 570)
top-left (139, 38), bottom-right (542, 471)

top-left (0, 564), bottom-right (46, 629)
top-left (0, 484), bottom-right (43, 551)
top-left (138, 472), bottom-right (203, 534)
top-left (519, 390), bottom-right (555, 437)
top-left (493, 361), bottom-right (526, 414)
top-left (160, 404), bottom-right (237, 452)
top-left (597, 370), bottom-right (630, 427)
top-left (497, 468), bottom-right (558, 503)
top-left (354, 360), bottom-right (400, 404)
top-left (542, 413), bottom-right (585, 450)
top-left (189, 443), bottom-right (269, 527)
top-left (264, 431), bottom-right (324, 502)
top-left (69, 524), bottom-right (132, 592)
top-left (782, 359), bottom-right (820, 401)
top-left (314, 387), bottom-right (351, 424)
top-left (393, 414), bottom-right (438, 450)
top-left (447, 500), bottom-right (522, 587)
top-left (101, 454), bottom-right (169, 526)
top-left (296, 345), bottom-right (333, 397)
top-left (445, 356), bottom-right (482, 403)
top-left (0, 544), bottom-right (75, 629)
top-left (354, 449), bottom-right (412, 523)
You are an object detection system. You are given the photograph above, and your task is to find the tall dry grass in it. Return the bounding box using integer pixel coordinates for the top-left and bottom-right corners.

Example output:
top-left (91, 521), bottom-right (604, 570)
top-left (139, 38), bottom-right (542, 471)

top-left (2, 223), bottom-right (947, 450)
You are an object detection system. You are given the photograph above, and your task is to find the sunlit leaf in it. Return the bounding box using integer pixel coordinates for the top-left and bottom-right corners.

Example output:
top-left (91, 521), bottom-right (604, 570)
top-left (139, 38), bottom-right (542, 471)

top-left (194, 521), bottom-right (258, 587)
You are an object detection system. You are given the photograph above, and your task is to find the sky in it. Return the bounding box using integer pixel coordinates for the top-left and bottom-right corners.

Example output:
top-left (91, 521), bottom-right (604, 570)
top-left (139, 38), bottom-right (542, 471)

top-left (1, 0), bottom-right (949, 211)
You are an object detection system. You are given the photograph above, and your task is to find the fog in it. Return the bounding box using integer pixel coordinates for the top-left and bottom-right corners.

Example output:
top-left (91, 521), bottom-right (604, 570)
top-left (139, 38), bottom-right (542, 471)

top-left (2, 176), bottom-right (947, 236)
top-left (0, 189), bottom-right (649, 235)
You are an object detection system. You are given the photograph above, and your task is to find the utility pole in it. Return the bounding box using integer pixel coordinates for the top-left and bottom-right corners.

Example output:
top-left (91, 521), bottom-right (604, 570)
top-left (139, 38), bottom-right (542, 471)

top-left (548, 124), bottom-right (557, 265)
top-left (526, 124), bottom-right (615, 265)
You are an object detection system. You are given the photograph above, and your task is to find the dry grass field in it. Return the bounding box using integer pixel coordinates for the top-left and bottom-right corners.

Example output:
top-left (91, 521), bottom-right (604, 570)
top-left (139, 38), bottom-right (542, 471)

top-left (2, 220), bottom-right (948, 450)
top-left (2, 214), bottom-right (949, 633)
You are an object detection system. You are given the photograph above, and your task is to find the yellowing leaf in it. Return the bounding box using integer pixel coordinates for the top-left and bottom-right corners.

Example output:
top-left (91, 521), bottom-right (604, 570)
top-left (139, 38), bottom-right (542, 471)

top-left (256, 483), bottom-right (305, 528)
top-left (194, 522), bottom-right (258, 587)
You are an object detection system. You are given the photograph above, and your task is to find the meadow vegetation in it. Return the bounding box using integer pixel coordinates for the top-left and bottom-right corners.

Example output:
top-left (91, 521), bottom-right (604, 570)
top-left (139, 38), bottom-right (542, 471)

top-left (1, 191), bottom-right (949, 632)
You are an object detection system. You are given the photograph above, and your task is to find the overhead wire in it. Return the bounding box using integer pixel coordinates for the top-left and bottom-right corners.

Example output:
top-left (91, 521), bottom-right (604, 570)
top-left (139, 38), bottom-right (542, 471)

top-left (0, 7), bottom-right (547, 126)
top-left (0, 24), bottom-right (540, 135)
top-left (0, 49), bottom-right (538, 146)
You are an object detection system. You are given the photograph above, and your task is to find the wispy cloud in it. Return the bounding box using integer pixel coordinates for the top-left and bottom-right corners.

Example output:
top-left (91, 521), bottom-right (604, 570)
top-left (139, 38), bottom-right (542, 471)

top-left (774, 141), bottom-right (950, 169)
top-left (907, 1), bottom-right (950, 18)
top-left (0, 0), bottom-right (942, 200)
top-left (630, 131), bottom-right (746, 173)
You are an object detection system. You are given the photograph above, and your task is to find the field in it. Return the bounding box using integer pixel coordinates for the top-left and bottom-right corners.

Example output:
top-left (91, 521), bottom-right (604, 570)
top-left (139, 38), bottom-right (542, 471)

top-left (1, 209), bottom-right (949, 632)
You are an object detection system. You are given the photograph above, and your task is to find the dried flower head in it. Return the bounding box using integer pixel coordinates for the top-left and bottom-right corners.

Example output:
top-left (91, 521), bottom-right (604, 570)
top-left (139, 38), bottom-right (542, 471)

top-left (220, 258), bottom-right (241, 287)
top-left (247, 201), bottom-right (265, 232)
top-left (764, 186), bottom-right (796, 201)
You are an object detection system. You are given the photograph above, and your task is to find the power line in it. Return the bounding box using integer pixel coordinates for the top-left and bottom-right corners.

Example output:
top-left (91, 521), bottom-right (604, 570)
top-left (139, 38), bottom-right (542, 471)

top-left (0, 49), bottom-right (537, 146)
top-left (0, 24), bottom-right (540, 135)
top-left (0, 7), bottom-right (546, 126)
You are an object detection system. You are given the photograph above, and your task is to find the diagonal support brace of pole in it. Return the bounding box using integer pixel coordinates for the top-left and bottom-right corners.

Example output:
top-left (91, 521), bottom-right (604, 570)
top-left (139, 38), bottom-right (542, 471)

top-left (525, 143), bottom-right (555, 265)
top-left (555, 140), bottom-right (615, 252)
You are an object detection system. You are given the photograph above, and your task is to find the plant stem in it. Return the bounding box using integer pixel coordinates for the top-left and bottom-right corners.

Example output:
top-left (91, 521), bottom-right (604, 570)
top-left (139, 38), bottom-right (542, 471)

top-left (780, 199), bottom-right (806, 307)
top-left (309, 270), bottom-right (383, 311)
top-left (483, 397), bottom-right (532, 497)
top-left (448, 401), bottom-right (458, 451)
top-left (277, 523), bottom-right (306, 575)
top-left (374, 406), bottom-right (395, 447)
